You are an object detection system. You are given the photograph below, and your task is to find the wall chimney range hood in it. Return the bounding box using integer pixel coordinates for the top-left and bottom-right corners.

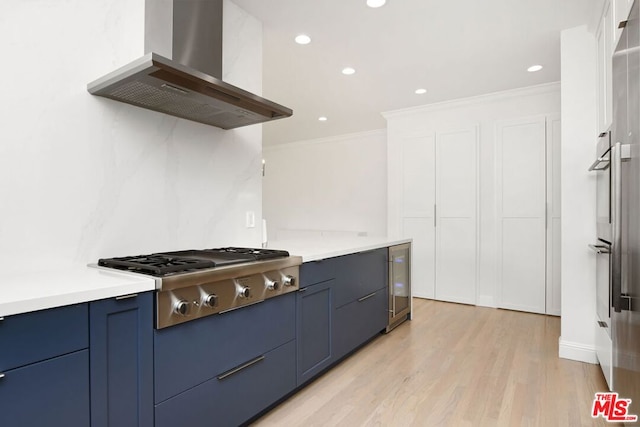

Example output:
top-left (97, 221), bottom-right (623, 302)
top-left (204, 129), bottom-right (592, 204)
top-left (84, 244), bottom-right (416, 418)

top-left (87, 0), bottom-right (292, 130)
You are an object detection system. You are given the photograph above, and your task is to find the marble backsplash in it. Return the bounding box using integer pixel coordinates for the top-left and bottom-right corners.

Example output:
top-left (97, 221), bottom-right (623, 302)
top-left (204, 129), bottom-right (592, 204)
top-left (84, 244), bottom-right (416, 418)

top-left (0, 0), bottom-right (265, 272)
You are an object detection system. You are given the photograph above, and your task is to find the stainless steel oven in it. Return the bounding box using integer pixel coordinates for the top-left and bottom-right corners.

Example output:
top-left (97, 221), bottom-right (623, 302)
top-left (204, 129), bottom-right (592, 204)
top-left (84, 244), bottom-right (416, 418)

top-left (589, 131), bottom-right (613, 336)
top-left (589, 131), bottom-right (614, 389)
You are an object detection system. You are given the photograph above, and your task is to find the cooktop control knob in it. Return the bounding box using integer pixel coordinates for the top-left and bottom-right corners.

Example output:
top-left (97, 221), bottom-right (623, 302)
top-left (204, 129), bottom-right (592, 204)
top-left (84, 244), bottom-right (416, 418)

top-left (238, 286), bottom-right (251, 299)
top-left (203, 294), bottom-right (218, 308)
top-left (265, 278), bottom-right (280, 291)
top-left (174, 300), bottom-right (190, 316)
top-left (283, 275), bottom-right (296, 287)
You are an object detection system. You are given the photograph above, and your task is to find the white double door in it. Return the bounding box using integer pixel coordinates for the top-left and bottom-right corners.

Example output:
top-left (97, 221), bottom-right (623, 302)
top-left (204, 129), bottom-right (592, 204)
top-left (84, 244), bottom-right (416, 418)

top-left (401, 127), bottom-right (478, 304)
top-left (398, 115), bottom-right (560, 315)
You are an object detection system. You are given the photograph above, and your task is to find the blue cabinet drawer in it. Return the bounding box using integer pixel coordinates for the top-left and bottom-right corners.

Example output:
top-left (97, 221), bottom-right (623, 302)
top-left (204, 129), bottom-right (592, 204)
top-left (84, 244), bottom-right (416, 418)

top-left (334, 249), bottom-right (388, 308)
top-left (0, 349), bottom-right (90, 426)
top-left (300, 258), bottom-right (338, 286)
top-left (0, 303), bottom-right (88, 371)
top-left (333, 287), bottom-right (387, 360)
top-left (155, 340), bottom-right (296, 427)
top-left (154, 292), bottom-right (296, 403)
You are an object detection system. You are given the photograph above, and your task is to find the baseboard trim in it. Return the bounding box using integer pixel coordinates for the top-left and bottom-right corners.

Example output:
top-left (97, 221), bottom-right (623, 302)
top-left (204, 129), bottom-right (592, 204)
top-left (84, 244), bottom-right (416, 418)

top-left (559, 337), bottom-right (598, 364)
top-left (412, 293), bottom-right (434, 300)
top-left (476, 295), bottom-right (496, 308)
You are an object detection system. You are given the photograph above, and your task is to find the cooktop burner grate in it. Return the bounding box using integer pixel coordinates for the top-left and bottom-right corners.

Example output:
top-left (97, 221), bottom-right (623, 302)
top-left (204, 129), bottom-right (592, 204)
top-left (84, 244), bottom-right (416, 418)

top-left (98, 254), bottom-right (217, 276)
top-left (97, 247), bottom-right (290, 277)
top-left (205, 247), bottom-right (290, 260)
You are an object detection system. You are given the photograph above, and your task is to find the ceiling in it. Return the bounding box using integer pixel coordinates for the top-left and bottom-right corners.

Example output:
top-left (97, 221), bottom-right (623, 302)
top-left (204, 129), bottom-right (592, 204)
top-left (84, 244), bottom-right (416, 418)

top-left (232, 0), bottom-right (598, 146)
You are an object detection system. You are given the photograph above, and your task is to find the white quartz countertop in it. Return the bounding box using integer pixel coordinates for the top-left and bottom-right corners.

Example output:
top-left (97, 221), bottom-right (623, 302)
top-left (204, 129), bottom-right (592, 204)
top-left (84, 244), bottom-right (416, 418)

top-left (0, 267), bottom-right (156, 317)
top-left (0, 238), bottom-right (410, 317)
top-left (267, 237), bottom-right (412, 262)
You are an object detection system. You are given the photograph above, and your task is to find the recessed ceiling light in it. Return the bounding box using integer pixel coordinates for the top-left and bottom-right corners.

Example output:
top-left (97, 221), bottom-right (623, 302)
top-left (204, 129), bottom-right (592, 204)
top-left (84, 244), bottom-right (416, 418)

top-left (415, 88), bottom-right (427, 95)
top-left (318, 116), bottom-right (328, 121)
top-left (367, 0), bottom-right (386, 8)
top-left (295, 34), bottom-right (311, 45)
top-left (342, 67), bottom-right (356, 75)
top-left (527, 64), bottom-right (543, 72)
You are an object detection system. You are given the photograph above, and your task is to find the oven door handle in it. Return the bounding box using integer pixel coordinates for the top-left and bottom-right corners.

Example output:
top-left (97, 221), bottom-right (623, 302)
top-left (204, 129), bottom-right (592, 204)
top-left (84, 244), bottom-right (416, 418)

top-left (588, 244), bottom-right (611, 254)
top-left (612, 142), bottom-right (623, 312)
top-left (590, 131), bottom-right (612, 171)
top-left (611, 142), bottom-right (632, 312)
top-left (588, 154), bottom-right (611, 171)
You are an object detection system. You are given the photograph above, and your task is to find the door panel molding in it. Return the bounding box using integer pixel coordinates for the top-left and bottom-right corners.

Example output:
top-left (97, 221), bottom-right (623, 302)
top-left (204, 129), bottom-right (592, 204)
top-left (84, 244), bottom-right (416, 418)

top-left (435, 126), bottom-right (479, 304)
top-left (496, 115), bottom-right (548, 314)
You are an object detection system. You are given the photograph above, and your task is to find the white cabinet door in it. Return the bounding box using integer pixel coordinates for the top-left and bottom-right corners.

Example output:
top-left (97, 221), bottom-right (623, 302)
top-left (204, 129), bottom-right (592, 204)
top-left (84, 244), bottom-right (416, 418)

top-left (401, 134), bottom-right (435, 217)
top-left (614, 0), bottom-right (633, 47)
top-left (496, 117), bottom-right (547, 314)
top-left (397, 129), bottom-right (478, 303)
top-left (400, 134), bottom-right (435, 298)
top-left (435, 128), bottom-right (478, 304)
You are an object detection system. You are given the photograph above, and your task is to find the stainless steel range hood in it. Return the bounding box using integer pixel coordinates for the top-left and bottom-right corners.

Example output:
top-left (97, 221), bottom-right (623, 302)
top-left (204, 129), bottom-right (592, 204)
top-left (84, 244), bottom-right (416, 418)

top-left (87, 0), bottom-right (292, 130)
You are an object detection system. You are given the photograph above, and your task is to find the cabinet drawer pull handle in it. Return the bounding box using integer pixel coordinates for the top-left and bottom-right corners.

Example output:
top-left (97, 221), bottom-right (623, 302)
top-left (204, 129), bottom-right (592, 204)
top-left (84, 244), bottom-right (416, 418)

top-left (298, 288), bottom-right (308, 292)
top-left (0, 317), bottom-right (4, 321)
top-left (115, 293), bottom-right (138, 300)
top-left (217, 355), bottom-right (265, 381)
top-left (358, 292), bottom-right (377, 302)
top-left (0, 373), bottom-right (5, 379)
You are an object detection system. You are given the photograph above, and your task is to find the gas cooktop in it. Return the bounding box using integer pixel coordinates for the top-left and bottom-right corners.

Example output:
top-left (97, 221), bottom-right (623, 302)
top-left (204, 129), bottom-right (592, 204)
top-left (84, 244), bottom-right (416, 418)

top-left (96, 247), bottom-right (301, 328)
top-left (98, 247), bottom-right (290, 277)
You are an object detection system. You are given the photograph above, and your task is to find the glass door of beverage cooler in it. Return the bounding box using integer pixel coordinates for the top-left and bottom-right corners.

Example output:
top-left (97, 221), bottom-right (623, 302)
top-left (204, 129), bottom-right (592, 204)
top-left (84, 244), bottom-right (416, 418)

top-left (387, 243), bottom-right (411, 332)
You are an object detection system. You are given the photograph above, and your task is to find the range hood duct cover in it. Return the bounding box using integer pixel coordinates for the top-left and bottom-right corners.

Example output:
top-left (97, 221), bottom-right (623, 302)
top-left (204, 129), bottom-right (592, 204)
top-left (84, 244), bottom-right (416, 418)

top-left (87, 0), bottom-right (292, 130)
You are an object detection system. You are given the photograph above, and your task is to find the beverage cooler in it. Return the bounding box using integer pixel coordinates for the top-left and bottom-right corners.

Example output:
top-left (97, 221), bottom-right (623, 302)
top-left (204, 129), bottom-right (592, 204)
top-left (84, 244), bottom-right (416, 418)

top-left (386, 243), bottom-right (412, 332)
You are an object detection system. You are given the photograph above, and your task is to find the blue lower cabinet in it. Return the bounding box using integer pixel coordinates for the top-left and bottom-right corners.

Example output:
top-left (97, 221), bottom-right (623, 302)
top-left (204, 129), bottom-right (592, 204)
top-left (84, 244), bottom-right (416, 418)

top-left (333, 287), bottom-right (387, 360)
top-left (155, 340), bottom-right (296, 427)
top-left (353, 249), bottom-right (387, 302)
top-left (333, 249), bottom-right (388, 309)
top-left (0, 349), bottom-right (90, 426)
top-left (90, 293), bottom-right (154, 427)
top-left (154, 292), bottom-right (296, 403)
top-left (0, 302), bottom-right (88, 372)
top-left (300, 258), bottom-right (338, 287)
top-left (296, 279), bottom-right (335, 385)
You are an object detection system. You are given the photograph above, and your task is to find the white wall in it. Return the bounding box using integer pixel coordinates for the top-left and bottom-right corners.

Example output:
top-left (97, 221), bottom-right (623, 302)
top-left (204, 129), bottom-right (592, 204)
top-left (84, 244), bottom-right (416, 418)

top-left (0, 0), bottom-right (264, 273)
top-left (559, 25), bottom-right (598, 363)
top-left (263, 130), bottom-right (387, 240)
top-left (385, 84), bottom-right (561, 307)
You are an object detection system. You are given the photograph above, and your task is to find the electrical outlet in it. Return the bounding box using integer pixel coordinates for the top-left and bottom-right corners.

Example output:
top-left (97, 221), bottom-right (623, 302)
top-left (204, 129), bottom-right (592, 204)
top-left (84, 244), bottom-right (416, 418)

top-left (245, 211), bottom-right (256, 228)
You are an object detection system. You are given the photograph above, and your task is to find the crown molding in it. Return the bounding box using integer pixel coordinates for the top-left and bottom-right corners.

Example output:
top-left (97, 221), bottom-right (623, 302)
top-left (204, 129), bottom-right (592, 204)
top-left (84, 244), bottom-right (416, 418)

top-left (264, 128), bottom-right (386, 152)
top-left (381, 82), bottom-right (561, 120)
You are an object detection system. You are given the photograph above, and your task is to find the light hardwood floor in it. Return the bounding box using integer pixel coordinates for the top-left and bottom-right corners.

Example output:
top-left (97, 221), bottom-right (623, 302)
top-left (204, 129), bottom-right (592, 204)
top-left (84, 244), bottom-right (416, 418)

top-left (252, 298), bottom-right (620, 427)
